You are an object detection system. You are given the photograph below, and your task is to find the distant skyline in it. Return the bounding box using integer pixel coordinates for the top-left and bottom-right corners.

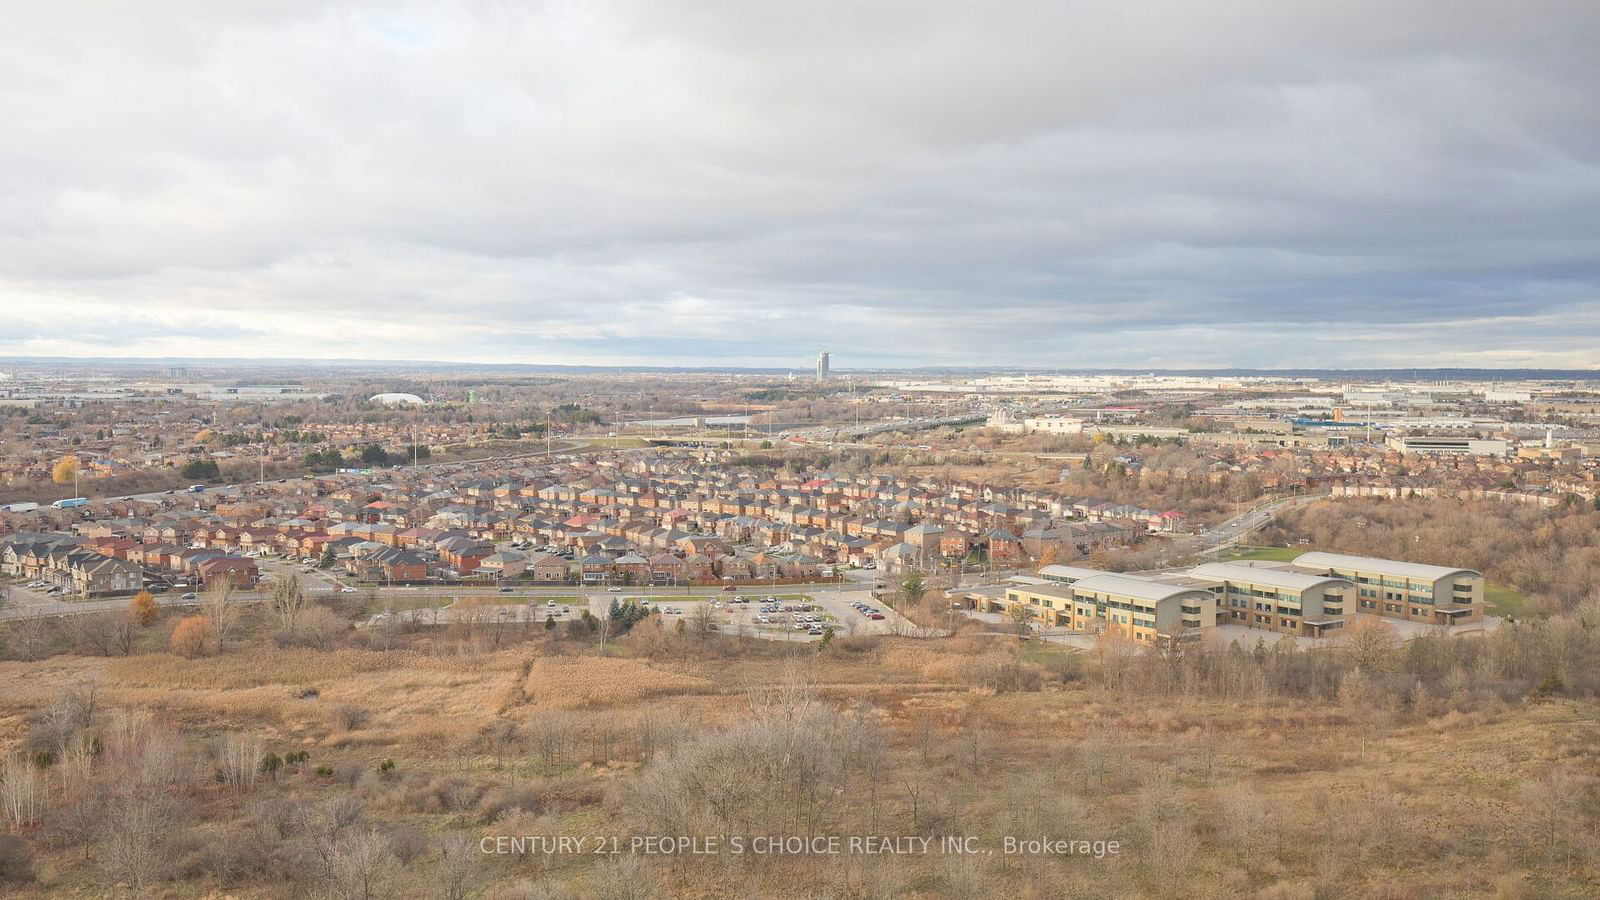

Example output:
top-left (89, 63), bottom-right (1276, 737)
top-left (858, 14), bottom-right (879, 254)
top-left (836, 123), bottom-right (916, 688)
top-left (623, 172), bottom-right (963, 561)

top-left (3, 2), bottom-right (1598, 368)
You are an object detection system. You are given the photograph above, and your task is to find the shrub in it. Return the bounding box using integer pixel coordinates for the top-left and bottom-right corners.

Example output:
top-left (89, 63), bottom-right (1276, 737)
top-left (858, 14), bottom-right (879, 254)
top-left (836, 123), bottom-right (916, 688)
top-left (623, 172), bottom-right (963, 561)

top-left (330, 704), bottom-right (370, 731)
top-left (128, 591), bottom-right (159, 628)
top-left (170, 616), bottom-right (214, 658)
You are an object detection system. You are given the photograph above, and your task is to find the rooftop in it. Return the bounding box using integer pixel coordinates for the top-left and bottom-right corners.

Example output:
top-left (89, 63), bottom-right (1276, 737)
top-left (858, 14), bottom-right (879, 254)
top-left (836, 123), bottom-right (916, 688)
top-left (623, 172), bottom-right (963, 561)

top-left (1292, 551), bottom-right (1478, 582)
top-left (1190, 561), bottom-right (1352, 591)
top-left (1071, 573), bottom-right (1211, 604)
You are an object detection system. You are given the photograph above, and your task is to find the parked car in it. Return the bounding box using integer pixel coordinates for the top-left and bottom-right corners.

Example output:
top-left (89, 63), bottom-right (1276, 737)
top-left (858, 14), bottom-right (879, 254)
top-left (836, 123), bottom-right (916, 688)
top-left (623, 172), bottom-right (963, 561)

top-left (180, 592), bottom-right (197, 600)
top-left (498, 586), bottom-right (514, 593)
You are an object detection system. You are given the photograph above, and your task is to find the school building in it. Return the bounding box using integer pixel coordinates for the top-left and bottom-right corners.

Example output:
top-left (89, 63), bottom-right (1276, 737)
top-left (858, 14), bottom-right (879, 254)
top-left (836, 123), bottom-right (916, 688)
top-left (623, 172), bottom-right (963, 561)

top-left (983, 551), bottom-right (1483, 640)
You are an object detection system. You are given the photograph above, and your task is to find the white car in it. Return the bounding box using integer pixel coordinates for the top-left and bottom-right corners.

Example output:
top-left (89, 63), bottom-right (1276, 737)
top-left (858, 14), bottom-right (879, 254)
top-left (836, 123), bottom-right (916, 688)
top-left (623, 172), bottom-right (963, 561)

top-left (608, 586), bottom-right (622, 593)
top-left (340, 587), bottom-right (356, 593)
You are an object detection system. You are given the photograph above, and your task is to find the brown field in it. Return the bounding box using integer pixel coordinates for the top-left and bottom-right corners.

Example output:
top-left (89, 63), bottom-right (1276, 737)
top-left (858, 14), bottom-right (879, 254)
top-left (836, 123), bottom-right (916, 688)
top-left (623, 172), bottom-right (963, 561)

top-left (1, 583), bottom-right (1599, 898)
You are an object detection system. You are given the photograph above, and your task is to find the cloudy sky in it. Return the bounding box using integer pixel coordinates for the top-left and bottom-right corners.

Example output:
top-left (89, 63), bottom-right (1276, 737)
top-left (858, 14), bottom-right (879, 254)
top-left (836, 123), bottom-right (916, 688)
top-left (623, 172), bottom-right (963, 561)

top-left (2, 1), bottom-right (1597, 369)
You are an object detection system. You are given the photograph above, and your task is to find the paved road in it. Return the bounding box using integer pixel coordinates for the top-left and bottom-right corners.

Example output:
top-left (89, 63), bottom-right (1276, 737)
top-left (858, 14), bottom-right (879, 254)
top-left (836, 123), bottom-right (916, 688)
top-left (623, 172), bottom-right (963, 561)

top-left (1196, 492), bottom-right (1327, 551)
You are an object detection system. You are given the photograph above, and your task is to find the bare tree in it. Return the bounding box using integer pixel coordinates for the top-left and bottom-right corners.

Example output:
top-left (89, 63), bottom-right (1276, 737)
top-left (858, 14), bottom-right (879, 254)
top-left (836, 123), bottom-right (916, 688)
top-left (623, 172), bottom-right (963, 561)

top-left (477, 718), bottom-right (518, 769)
top-left (0, 755), bottom-right (48, 831)
top-left (691, 601), bottom-right (715, 637)
top-left (1519, 768), bottom-right (1593, 873)
top-left (200, 581), bottom-right (242, 653)
top-left (590, 854), bottom-right (658, 900)
top-left (216, 733), bottom-right (264, 792)
top-left (270, 575), bottom-right (310, 634)
top-left (1342, 617), bottom-right (1398, 671)
top-left (325, 829), bottom-right (397, 900)
top-left (96, 789), bottom-right (182, 893)
top-left (71, 612), bottom-right (134, 657)
top-left (434, 833), bottom-right (481, 900)
top-left (4, 615), bottom-right (49, 661)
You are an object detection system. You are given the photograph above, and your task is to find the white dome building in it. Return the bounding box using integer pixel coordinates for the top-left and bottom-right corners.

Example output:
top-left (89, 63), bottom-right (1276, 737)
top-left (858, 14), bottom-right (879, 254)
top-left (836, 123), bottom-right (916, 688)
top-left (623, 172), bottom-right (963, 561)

top-left (369, 392), bottom-right (427, 407)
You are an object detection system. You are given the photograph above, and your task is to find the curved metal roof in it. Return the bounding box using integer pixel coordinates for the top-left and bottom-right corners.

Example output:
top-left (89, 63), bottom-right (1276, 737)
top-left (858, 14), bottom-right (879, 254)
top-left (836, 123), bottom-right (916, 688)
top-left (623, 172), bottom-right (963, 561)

top-left (1190, 562), bottom-right (1351, 592)
top-left (1293, 551), bottom-right (1478, 582)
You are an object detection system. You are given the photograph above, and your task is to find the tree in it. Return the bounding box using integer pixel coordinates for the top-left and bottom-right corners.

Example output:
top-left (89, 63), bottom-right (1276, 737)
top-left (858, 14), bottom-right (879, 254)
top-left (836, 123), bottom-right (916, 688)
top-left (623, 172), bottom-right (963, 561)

top-left (73, 611), bottom-right (134, 656)
top-left (434, 834), bottom-right (480, 900)
top-left (900, 574), bottom-right (926, 606)
top-left (200, 582), bottom-right (241, 653)
top-left (1007, 601), bottom-right (1032, 636)
top-left (129, 591), bottom-right (159, 628)
top-left (0, 755), bottom-right (48, 831)
top-left (269, 576), bottom-right (309, 634)
top-left (51, 455), bottom-right (79, 490)
top-left (170, 616), bottom-right (213, 658)
top-left (216, 733), bottom-right (264, 792)
top-left (692, 602), bottom-right (715, 637)
top-left (326, 830), bottom-right (399, 900)
top-left (319, 545), bottom-right (338, 569)
top-left (180, 459), bottom-right (220, 481)
top-left (1343, 617), bottom-right (1398, 671)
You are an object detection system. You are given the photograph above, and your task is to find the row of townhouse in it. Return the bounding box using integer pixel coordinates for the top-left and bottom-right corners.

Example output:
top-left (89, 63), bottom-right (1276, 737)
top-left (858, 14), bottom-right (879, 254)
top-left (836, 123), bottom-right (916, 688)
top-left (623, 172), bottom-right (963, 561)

top-left (2, 534), bottom-right (144, 596)
top-left (4, 456), bottom-right (1168, 590)
top-left (978, 550), bottom-right (1485, 644)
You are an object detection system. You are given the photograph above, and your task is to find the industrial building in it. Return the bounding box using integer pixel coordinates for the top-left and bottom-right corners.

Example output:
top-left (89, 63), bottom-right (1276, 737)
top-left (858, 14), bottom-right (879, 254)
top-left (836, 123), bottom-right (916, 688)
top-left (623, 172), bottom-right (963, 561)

top-left (1386, 434), bottom-right (1508, 456)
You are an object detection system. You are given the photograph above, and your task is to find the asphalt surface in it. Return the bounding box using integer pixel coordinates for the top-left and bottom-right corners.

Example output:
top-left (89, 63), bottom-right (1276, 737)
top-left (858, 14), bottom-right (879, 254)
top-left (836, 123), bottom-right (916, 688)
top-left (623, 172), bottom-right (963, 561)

top-left (1195, 492), bottom-right (1326, 550)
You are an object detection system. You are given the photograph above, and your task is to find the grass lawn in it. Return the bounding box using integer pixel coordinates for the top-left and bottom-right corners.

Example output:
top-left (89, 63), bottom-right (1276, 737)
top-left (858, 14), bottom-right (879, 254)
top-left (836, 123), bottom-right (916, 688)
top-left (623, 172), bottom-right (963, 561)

top-left (1485, 584), bottom-right (1529, 617)
top-left (1221, 544), bottom-right (1304, 562)
top-left (1020, 641), bottom-right (1077, 665)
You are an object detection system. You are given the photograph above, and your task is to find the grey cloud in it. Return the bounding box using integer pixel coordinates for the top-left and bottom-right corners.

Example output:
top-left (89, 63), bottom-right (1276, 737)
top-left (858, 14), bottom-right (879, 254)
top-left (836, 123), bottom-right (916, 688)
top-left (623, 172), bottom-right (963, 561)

top-left (0, 0), bottom-right (1596, 367)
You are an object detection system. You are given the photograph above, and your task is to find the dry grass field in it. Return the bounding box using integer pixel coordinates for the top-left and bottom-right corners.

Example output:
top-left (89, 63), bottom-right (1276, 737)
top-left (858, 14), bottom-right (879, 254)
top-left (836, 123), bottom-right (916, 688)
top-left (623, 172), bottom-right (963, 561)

top-left (1, 574), bottom-right (1598, 897)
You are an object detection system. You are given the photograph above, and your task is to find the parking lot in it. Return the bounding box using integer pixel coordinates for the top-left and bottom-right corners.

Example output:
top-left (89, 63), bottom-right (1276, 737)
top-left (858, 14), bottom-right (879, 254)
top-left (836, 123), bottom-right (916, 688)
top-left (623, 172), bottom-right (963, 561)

top-left (587, 587), bottom-right (904, 641)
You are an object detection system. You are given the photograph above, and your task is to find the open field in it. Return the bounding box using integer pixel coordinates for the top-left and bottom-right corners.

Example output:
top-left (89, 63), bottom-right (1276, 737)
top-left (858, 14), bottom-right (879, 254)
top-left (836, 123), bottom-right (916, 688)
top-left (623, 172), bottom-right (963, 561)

top-left (1, 589), bottom-right (1598, 899)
